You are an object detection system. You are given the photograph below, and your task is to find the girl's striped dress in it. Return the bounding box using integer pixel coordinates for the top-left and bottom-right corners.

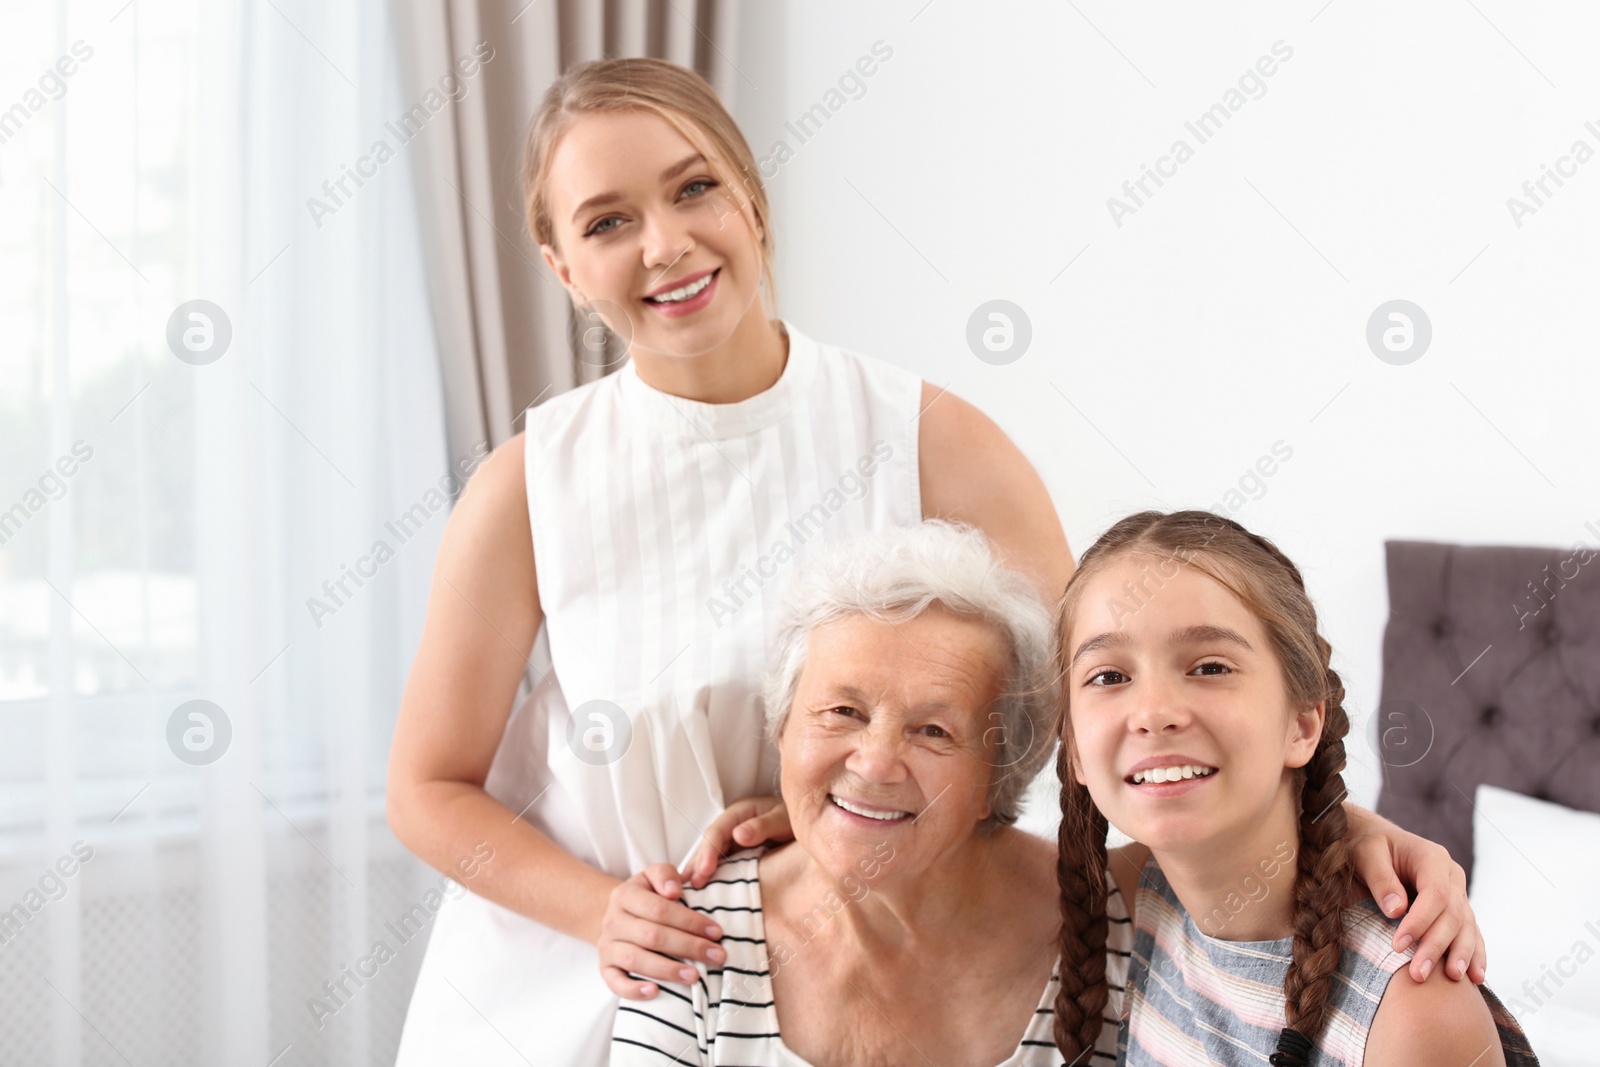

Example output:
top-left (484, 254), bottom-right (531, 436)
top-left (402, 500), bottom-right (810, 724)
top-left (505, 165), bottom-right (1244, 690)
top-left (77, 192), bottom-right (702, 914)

top-left (1120, 858), bottom-right (1539, 1066)
top-left (611, 846), bottom-right (1134, 1065)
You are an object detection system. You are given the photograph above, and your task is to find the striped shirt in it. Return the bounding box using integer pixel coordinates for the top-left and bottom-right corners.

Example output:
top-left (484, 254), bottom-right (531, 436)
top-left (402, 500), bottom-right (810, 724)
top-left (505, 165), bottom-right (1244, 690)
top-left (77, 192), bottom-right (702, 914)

top-left (1120, 858), bottom-right (1541, 1066)
top-left (1121, 858), bottom-right (1412, 1065)
top-left (611, 847), bottom-right (1133, 1065)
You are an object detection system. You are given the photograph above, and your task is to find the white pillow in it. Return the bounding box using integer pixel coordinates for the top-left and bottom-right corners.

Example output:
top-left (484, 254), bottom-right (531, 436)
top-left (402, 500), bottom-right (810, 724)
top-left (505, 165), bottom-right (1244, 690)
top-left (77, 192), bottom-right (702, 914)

top-left (1469, 784), bottom-right (1600, 1067)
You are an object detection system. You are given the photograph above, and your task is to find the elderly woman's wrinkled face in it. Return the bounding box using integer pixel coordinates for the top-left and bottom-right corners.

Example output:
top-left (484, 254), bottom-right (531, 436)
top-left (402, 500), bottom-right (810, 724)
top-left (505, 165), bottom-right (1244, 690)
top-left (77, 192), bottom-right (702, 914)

top-left (777, 605), bottom-right (1009, 886)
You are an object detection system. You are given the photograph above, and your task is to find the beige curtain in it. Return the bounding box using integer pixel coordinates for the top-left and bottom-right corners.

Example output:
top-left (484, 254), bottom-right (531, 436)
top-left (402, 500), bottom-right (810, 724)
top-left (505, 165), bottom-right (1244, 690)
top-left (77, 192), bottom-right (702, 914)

top-left (389, 0), bottom-right (742, 461)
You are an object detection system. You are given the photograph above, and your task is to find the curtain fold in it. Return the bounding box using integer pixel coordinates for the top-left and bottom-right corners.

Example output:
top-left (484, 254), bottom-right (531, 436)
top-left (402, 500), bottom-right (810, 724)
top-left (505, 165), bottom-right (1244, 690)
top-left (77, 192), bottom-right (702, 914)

top-left (388, 0), bottom-right (737, 459)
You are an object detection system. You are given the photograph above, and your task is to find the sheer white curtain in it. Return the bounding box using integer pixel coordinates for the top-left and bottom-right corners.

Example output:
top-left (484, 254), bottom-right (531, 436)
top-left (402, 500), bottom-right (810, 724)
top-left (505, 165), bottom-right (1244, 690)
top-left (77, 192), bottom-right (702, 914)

top-left (0, 2), bottom-right (448, 1064)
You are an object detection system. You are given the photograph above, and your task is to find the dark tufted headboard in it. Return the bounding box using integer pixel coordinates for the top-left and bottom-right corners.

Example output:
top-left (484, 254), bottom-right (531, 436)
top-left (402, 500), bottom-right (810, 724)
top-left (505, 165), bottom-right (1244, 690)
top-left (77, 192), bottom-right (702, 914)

top-left (1375, 538), bottom-right (1600, 880)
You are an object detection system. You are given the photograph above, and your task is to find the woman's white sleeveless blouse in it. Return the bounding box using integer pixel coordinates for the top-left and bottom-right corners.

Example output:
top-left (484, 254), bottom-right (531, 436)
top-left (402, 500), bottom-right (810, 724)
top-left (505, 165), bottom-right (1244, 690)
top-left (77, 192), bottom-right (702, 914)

top-left (395, 321), bottom-right (924, 1065)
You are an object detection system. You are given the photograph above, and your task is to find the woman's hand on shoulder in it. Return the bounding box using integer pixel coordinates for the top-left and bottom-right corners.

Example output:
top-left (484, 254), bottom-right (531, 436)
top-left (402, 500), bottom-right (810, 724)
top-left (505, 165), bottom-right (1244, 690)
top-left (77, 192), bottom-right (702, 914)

top-left (683, 796), bottom-right (792, 888)
top-left (599, 864), bottom-right (726, 1000)
top-left (917, 382), bottom-right (1071, 602)
top-left (1345, 804), bottom-right (1485, 984)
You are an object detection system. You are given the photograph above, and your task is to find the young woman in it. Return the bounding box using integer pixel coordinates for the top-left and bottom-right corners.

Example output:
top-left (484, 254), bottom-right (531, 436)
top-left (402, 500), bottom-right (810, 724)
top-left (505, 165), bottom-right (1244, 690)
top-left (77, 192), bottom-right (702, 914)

top-left (384, 58), bottom-right (1069, 1066)
top-left (386, 57), bottom-right (1483, 1065)
top-left (1052, 511), bottom-right (1538, 1066)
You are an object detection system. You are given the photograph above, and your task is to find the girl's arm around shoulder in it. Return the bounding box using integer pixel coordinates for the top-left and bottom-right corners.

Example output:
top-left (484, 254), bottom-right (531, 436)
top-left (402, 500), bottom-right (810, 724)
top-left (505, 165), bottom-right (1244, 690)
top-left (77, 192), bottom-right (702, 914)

top-left (917, 381), bottom-right (1072, 601)
top-left (1364, 966), bottom-right (1506, 1067)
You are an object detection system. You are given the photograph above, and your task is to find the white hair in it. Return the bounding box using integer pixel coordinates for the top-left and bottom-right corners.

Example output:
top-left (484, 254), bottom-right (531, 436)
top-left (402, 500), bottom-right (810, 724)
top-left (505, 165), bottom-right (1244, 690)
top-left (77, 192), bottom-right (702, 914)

top-left (762, 520), bottom-right (1059, 829)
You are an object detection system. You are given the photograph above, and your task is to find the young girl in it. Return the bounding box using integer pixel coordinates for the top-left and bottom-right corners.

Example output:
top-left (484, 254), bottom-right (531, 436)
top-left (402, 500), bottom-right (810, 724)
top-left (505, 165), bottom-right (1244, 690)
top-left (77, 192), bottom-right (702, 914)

top-left (1051, 511), bottom-right (1538, 1066)
top-left (384, 57), bottom-right (1072, 1066)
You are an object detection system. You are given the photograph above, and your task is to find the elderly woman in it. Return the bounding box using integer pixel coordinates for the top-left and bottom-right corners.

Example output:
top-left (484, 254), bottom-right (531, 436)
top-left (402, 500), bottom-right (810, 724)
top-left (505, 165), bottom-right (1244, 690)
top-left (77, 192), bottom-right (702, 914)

top-left (611, 520), bottom-right (1099, 1065)
top-left (611, 522), bottom-right (1486, 1066)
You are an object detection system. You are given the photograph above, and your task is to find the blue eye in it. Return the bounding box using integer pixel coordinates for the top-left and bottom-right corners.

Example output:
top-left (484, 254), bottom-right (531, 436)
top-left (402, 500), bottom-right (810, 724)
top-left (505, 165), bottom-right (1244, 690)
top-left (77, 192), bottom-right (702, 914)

top-left (681, 178), bottom-right (717, 198)
top-left (584, 216), bottom-right (621, 237)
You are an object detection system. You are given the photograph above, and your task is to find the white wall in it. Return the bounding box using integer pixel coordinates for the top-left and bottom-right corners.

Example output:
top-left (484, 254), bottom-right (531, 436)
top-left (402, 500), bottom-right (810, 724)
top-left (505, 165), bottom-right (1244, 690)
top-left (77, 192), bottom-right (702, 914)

top-left (735, 1), bottom-right (1600, 813)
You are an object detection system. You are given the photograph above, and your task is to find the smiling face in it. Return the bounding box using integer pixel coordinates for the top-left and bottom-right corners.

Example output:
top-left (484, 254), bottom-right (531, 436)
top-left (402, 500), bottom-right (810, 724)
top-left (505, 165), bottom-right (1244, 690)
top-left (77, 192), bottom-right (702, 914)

top-left (538, 108), bottom-right (767, 360)
top-left (1062, 553), bottom-right (1323, 859)
top-left (777, 606), bottom-right (1010, 884)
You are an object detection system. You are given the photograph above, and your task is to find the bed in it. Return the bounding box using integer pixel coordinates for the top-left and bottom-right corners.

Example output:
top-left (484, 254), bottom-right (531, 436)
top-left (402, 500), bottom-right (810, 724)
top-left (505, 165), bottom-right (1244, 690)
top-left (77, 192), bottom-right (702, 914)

top-left (1376, 538), bottom-right (1600, 1066)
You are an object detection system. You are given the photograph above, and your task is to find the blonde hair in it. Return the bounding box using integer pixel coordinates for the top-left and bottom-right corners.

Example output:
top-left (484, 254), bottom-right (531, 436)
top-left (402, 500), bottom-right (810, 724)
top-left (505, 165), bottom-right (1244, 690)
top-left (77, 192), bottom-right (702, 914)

top-left (521, 57), bottom-right (777, 308)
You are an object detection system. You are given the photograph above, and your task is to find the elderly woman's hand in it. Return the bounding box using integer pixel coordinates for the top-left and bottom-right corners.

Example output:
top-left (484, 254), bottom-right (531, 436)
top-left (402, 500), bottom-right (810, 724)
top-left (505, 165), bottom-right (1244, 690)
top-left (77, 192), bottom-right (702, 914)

top-left (1345, 804), bottom-right (1485, 985)
top-left (599, 864), bottom-right (726, 1000)
top-left (684, 796), bottom-right (793, 888)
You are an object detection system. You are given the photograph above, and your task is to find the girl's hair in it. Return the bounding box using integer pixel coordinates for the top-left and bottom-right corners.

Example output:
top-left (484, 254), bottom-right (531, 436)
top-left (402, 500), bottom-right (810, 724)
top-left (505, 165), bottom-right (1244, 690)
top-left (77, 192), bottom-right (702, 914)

top-left (520, 57), bottom-right (777, 306)
top-left (1051, 510), bottom-right (1355, 1063)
